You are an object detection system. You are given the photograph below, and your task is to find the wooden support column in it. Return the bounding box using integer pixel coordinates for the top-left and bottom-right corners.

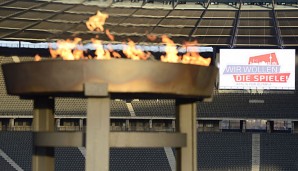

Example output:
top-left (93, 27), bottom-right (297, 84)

top-left (176, 100), bottom-right (197, 171)
top-left (84, 83), bottom-right (110, 171)
top-left (32, 97), bottom-right (55, 171)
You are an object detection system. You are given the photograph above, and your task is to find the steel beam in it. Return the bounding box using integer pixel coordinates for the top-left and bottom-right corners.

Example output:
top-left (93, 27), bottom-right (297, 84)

top-left (32, 97), bottom-right (55, 171)
top-left (176, 100), bottom-right (197, 171)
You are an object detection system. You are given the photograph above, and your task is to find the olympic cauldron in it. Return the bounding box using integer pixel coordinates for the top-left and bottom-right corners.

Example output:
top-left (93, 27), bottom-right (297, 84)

top-left (2, 59), bottom-right (218, 171)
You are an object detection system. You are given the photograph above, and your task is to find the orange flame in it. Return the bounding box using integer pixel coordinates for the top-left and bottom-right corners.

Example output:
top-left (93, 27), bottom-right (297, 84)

top-left (181, 41), bottom-right (211, 66)
top-left (44, 10), bottom-right (211, 66)
top-left (73, 49), bottom-right (85, 60)
top-left (34, 54), bottom-right (41, 61)
top-left (112, 51), bottom-right (121, 58)
top-left (86, 10), bottom-right (108, 32)
top-left (92, 38), bottom-right (111, 60)
top-left (49, 37), bottom-right (83, 60)
top-left (160, 35), bottom-right (181, 63)
top-left (160, 37), bottom-right (211, 66)
top-left (106, 43), bottom-right (121, 58)
top-left (182, 52), bottom-right (211, 66)
top-left (105, 29), bottom-right (114, 41)
top-left (123, 39), bottom-right (150, 60)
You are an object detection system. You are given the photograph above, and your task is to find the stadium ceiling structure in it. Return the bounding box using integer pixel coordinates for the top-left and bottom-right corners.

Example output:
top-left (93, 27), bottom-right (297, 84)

top-left (0, 0), bottom-right (297, 49)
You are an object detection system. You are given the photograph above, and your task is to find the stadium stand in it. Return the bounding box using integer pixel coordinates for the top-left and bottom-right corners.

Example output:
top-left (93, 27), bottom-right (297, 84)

top-left (198, 132), bottom-right (252, 171)
top-left (7, 132), bottom-right (298, 171)
top-left (111, 100), bottom-right (131, 116)
top-left (0, 132), bottom-right (32, 171)
top-left (0, 0), bottom-right (297, 170)
top-left (55, 98), bottom-right (87, 116)
top-left (198, 91), bottom-right (298, 119)
top-left (0, 132), bottom-right (173, 171)
top-left (56, 98), bottom-right (130, 117)
top-left (55, 147), bottom-right (85, 171)
top-left (0, 157), bottom-right (16, 171)
top-left (260, 134), bottom-right (298, 171)
top-left (131, 100), bottom-right (175, 117)
top-left (110, 148), bottom-right (171, 171)
top-left (0, 57), bottom-right (33, 116)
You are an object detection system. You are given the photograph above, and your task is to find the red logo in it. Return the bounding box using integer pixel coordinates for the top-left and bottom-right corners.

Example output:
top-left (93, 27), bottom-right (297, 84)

top-left (224, 53), bottom-right (290, 83)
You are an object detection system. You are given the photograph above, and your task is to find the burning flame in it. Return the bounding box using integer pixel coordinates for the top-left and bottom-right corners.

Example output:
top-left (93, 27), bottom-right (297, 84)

top-left (34, 54), bottom-right (41, 61)
top-left (91, 38), bottom-right (111, 60)
top-left (49, 37), bottom-right (84, 60)
top-left (182, 52), bottom-right (211, 66)
top-left (160, 37), bottom-right (211, 66)
top-left (38, 10), bottom-right (210, 66)
top-left (181, 41), bottom-right (211, 66)
top-left (86, 10), bottom-right (108, 32)
top-left (160, 35), bottom-right (181, 63)
top-left (123, 39), bottom-right (150, 60)
top-left (105, 29), bottom-right (114, 41)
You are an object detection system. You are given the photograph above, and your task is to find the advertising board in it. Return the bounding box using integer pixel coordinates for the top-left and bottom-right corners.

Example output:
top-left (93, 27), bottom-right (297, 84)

top-left (219, 49), bottom-right (295, 90)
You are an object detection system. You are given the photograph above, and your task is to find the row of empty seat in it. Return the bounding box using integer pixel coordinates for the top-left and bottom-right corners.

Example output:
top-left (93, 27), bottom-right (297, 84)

top-left (131, 100), bottom-right (175, 117)
top-left (198, 92), bottom-right (298, 119)
top-left (198, 132), bottom-right (252, 171)
top-left (1, 132), bottom-right (298, 170)
top-left (0, 157), bottom-right (15, 171)
top-left (260, 134), bottom-right (298, 171)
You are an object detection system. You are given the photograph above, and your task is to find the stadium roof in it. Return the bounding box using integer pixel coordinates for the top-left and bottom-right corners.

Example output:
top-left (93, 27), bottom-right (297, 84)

top-left (0, 0), bottom-right (297, 49)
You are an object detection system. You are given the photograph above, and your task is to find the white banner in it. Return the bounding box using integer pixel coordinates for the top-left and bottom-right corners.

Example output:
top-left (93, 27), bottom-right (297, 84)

top-left (219, 49), bottom-right (295, 90)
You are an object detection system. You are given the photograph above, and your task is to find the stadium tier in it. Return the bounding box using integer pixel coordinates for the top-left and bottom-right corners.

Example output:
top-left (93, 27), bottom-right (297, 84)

top-left (1, 132), bottom-right (298, 170)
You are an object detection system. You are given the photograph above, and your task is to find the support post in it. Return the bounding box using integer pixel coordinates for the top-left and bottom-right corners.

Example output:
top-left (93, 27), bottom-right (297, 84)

top-left (241, 120), bottom-right (246, 133)
top-left (9, 118), bottom-right (14, 131)
top-left (266, 121), bottom-right (274, 133)
top-left (172, 119), bottom-right (175, 132)
top-left (126, 119), bottom-right (130, 131)
top-left (79, 118), bottom-right (83, 131)
top-left (175, 100), bottom-right (197, 171)
top-left (32, 97), bottom-right (55, 171)
top-left (292, 121), bottom-right (296, 134)
top-left (84, 83), bottom-right (110, 171)
top-left (56, 118), bottom-right (60, 131)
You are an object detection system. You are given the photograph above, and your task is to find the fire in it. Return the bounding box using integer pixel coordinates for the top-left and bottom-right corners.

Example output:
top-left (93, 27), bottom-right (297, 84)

top-left (181, 41), bottom-right (211, 66)
top-left (49, 37), bottom-right (84, 60)
top-left (160, 35), bottom-right (181, 63)
top-left (112, 51), bottom-right (121, 58)
top-left (182, 52), bottom-right (211, 66)
top-left (123, 39), bottom-right (150, 60)
top-left (91, 38), bottom-right (111, 60)
top-left (38, 10), bottom-right (211, 66)
top-left (86, 10), bottom-right (108, 32)
top-left (105, 29), bottom-right (114, 41)
top-left (34, 54), bottom-right (41, 61)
